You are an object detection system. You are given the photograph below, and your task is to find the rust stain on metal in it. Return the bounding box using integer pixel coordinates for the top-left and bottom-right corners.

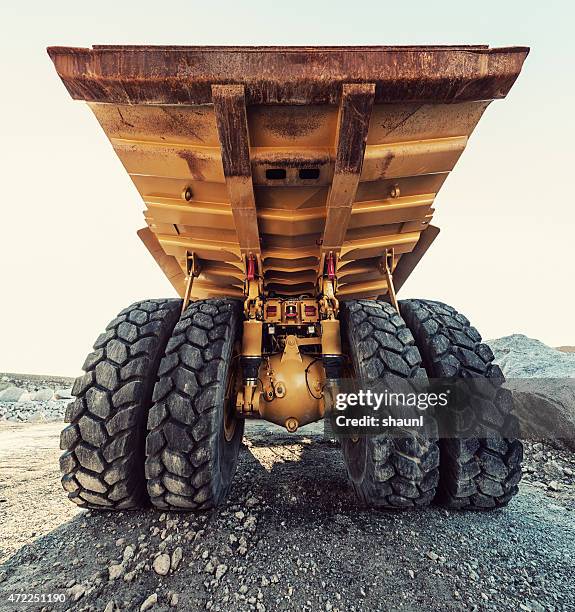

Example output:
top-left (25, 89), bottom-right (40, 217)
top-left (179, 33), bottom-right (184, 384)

top-left (212, 85), bottom-right (252, 178)
top-left (251, 153), bottom-right (331, 168)
top-left (335, 84), bottom-right (376, 175)
top-left (212, 84), bottom-right (261, 255)
top-left (259, 107), bottom-right (325, 139)
top-left (378, 152), bottom-right (395, 177)
top-left (47, 46), bottom-right (530, 106)
top-left (177, 150), bottom-right (208, 180)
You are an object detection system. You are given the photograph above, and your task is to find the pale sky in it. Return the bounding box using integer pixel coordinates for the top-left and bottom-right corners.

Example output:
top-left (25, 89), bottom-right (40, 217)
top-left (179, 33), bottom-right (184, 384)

top-left (0, 0), bottom-right (573, 376)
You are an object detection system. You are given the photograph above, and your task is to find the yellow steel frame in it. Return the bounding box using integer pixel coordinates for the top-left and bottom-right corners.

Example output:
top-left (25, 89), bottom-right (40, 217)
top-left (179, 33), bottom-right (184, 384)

top-left (48, 46), bottom-right (528, 303)
top-left (86, 95), bottom-right (484, 301)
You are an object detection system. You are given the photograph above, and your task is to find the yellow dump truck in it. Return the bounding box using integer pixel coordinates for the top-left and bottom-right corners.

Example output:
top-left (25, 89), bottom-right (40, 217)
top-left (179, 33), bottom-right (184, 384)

top-left (50, 45), bottom-right (528, 511)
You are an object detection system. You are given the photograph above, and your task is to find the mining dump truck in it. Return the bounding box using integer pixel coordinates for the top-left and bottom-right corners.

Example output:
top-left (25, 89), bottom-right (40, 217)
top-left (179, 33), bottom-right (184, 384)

top-left (49, 45), bottom-right (528, 511)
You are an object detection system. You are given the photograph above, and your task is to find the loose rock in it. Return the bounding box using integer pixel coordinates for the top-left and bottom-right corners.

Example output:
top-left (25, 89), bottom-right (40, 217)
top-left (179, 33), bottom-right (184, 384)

top-left (171, 546), bottom-right (183, 571)
top-left (108, 563), bottom-right (124, 580)
top-left (543, 460), bottom-right (564, 479)
top-left (152, 554), bottom-right (171, 576)
top-left (215, 564), bottom-right (228, 580)
top-left (140, 592), bottom-right (158, 611)
top-left (0, 387), bottom-right (26, 402)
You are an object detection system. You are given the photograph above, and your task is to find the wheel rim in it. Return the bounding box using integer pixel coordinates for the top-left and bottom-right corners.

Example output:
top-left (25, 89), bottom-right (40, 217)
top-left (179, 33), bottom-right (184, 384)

top-left (340, 352), bottom-right (367, 478)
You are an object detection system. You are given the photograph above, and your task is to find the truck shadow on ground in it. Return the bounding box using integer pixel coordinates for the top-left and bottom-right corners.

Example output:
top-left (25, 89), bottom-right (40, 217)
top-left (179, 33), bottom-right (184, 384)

top-left (237, 430), bottom-right (362, 524)
top-left (2, 427), bottom-right (574, 612)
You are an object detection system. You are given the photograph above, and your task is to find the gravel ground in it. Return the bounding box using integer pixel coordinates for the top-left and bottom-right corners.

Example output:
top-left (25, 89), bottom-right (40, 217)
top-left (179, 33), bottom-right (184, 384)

top-left (0, 418), bottom-right (574, 612)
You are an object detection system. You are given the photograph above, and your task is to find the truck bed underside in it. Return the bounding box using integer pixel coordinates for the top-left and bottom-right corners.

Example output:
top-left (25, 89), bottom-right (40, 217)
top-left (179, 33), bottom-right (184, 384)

top-left (48, 45), bottom-right (528, 300)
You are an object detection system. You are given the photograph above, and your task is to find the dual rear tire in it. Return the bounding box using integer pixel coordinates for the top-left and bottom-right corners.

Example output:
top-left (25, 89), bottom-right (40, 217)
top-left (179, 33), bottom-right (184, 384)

top-left (338, 298), bottom-right (522, 510)
top-left (60, 298), bottom-right (243, 510)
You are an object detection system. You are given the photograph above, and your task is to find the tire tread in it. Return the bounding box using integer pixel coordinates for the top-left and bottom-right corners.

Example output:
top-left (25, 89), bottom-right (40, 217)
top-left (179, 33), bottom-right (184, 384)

top-left (60, 299), bottom-right (181, 509)
top-left (400, 299), bottom-right (522, 509)
top-left (340, 300), bottom-right (440, 509)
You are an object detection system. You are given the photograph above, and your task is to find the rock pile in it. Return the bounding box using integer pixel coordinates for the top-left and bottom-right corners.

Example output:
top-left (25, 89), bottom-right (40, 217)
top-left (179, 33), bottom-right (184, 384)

top-left (489, 334), bottom-right (575, 451)
top-left (489, 334), bottom-right (575, 378)
top-left (0, 373), bottom-right (74, 423)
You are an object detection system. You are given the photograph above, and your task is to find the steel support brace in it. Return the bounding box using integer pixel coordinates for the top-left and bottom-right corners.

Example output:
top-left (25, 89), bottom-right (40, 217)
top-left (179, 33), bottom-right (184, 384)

top-left (320, 83), bottom-right (375, 272)
top-left (212, 84), bottom-right (261, 258)
top-left (379, 249), bottom-right (399, 311)
top-left (181, 252), bottom-right (200, 313)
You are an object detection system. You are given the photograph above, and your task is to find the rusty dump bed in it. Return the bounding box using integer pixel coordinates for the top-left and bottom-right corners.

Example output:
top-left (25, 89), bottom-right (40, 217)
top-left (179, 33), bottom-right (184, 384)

top-left (48, 45), bottom-right (529, 300)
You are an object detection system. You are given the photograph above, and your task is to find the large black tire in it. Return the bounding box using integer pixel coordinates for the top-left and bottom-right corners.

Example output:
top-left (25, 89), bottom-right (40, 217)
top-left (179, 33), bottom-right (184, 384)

top-left (400, 299), bottom-right (522, 509)
top-left (60, 299), bottom-right (181, 509)
top-left (339, 300), bottom-right (440, 509)
top-left (145, 298), bottom-right (244, 510)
